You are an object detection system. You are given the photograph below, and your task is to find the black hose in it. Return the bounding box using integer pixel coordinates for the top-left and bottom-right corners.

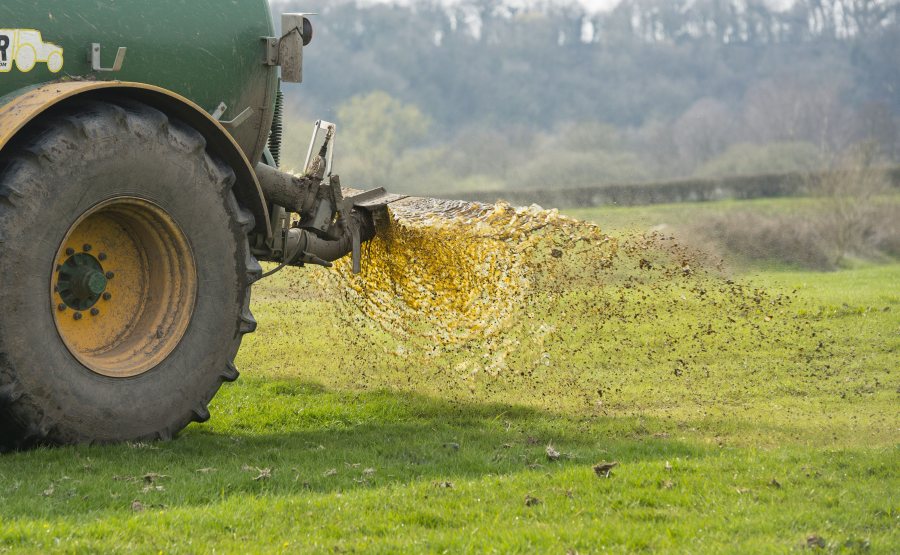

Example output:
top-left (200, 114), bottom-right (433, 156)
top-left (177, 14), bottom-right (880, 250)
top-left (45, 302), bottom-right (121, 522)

top-left (258, 242), bottom-right (304, 280)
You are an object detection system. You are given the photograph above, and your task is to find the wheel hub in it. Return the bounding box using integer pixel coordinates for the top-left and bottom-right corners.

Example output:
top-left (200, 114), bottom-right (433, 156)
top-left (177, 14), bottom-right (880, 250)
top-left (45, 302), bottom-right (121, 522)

top-left (56, 253), bottom-right (109, 310)
top-left (50, 197), bottom-right (197, 378)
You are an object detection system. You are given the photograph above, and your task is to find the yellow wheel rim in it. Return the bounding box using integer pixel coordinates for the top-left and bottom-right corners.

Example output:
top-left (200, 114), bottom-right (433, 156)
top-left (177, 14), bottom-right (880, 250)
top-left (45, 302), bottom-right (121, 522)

top-left (50, 198), bottom-right (197, 378)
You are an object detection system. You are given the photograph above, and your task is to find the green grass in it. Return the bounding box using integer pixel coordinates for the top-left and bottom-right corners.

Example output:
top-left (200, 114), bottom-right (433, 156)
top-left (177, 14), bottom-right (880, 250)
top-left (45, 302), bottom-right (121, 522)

top-left (567, 193), bottom-right (900, 235)
top-left (565, 196), bottom-right (820, 232)
top-left (1, 245), bottom-right (898, 552)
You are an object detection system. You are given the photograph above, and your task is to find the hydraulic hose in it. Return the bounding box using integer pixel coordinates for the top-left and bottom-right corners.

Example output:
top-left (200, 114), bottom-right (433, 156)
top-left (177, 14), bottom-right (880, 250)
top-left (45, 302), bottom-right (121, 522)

top-left (267, 90), bottom-right (284, 167)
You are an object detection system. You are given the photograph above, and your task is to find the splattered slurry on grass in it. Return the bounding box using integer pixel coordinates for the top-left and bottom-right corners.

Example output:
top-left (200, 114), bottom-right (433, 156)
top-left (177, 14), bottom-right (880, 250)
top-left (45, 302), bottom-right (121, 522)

top-left (320, 198), bottom-right (615, 344)
top-left (310, 197), bottom-right (821, 412)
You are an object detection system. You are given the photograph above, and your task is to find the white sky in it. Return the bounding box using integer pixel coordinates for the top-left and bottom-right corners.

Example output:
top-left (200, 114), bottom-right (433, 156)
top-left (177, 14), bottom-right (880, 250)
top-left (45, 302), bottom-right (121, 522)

top-left (350, 0), bottom-right (798, 13)
top-left (580, 0), bottom-right (793, 10)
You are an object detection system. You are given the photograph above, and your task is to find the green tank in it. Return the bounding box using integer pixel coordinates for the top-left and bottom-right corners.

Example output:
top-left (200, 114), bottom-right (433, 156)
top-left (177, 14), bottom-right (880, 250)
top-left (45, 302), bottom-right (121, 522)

top-left (0, 1), bottom-right (394, 450)
top-left (0, 0), bottom-right (279, 162)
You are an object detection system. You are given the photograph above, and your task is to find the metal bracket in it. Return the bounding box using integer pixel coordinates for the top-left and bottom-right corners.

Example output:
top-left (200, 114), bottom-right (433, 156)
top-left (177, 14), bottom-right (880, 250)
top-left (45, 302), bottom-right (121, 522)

top-left (344, 188), bottom-right (408, 209)
top-left (89, 43), bottom-right (127, 72)
top-left (210, 103), bottom-right (252, 130)
top-left (211, 102), bottom-right (228, 121)
top-left (262, 37), bottom-right (279, 66)
top-left (220, 107), bottom-right (253, 130)
top-left (303, 120), bottom-right (336, 178)
top-left (350, 223), bottom-right (362, 274)
top-left (284, 13), bottom-right (317, 45)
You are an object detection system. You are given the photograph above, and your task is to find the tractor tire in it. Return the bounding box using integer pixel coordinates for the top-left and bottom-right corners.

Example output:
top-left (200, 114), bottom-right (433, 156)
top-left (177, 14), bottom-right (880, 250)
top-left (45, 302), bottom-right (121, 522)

top-left (0, 99), bottom-right (261, 449)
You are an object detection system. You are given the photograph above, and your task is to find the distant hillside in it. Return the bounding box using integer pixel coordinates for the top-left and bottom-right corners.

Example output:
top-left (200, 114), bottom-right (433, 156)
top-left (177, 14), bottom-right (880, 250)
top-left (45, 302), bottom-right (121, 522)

top-left (270, 0), bottom-right (899, 192)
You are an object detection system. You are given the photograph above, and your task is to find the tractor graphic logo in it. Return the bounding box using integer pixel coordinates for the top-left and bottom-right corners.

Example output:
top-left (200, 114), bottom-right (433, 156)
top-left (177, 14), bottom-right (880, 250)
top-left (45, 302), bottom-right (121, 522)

top-left (0, 29), bottom-right (64, 73)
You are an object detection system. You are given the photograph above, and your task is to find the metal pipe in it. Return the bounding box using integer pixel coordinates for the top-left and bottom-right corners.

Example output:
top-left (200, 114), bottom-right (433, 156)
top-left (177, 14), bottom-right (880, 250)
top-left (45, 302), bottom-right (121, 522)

top-left (283, 209), bottom-right (375, 266)
top-left (254, 162), bottom-right (316, 213)
top-left (254, 162), bottom-right (392, 272)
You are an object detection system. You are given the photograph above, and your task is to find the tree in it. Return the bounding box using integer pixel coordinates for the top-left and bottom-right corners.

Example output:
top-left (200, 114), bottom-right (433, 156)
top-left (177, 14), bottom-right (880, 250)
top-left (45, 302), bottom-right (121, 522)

top-left (269, 0), bottom-right (898, 193)
top-left (336, 91), bottom-right (431, 188)
top-left (817, 141), bottom-right (891, 264)
top-left (673, 98), bottom-right (736, 172)
top-left (696, 141), bottom-right (823, 177)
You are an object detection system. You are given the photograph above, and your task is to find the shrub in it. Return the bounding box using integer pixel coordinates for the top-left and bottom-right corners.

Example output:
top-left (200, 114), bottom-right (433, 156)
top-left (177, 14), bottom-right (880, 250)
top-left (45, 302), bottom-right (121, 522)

top-left (696, 141), bottom-right (824, 178)
top-left (684, 211), bottom-right (835, 270)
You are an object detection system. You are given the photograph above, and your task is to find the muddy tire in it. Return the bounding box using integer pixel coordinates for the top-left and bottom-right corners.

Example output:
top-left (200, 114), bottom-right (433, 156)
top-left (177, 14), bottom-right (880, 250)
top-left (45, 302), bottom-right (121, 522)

top-left (0, 99), bottom-right (260, 449)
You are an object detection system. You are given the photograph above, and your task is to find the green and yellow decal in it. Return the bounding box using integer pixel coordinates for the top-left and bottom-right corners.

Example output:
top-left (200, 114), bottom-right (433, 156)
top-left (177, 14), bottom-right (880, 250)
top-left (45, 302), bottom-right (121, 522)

top-left (0, 29), bottom-right (63, 73)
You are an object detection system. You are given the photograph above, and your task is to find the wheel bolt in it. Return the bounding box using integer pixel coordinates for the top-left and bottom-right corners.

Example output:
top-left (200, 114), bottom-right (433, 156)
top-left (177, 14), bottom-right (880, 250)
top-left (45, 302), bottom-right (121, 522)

top-left (90, 308), bottom-right (99, 316)
top-left (73, 312), bottom-right (83, 321)
top-left (57, 303), bottom-right (66, 312)
top-left (105, 272), bottom-right (115, 280)
top-left (98, 253), bottom-right (107, 261)
top-left (103, 292), bottom-right (112, 301)
top-left (66, 248), bottom-right (75, 256)
top-left (83, 244), bottom-right (92, 252)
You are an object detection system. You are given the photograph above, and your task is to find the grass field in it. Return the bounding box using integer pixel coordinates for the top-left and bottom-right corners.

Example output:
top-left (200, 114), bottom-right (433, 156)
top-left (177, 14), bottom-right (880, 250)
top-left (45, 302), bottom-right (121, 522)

top-left (567, 197), bottom-right (816, 232)
top-left (566, 194), bottom-right (900, 233)
top-left (0, 201), bottom-right (897, 553)
top-left (571, 194), bottom-right (900, 270)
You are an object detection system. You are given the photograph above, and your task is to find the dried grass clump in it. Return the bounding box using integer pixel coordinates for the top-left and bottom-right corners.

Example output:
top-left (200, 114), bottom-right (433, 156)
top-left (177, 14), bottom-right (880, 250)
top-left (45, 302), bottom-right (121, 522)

top-left (683, 143), bottom-right (899, 270)
top-left (686, 211), bottom-right (835, 270)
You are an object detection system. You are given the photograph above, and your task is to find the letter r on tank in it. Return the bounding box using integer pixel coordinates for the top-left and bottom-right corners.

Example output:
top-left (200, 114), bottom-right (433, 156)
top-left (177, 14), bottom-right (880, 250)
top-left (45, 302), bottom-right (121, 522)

top-left (0, 35), bottom-right (10, 62)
